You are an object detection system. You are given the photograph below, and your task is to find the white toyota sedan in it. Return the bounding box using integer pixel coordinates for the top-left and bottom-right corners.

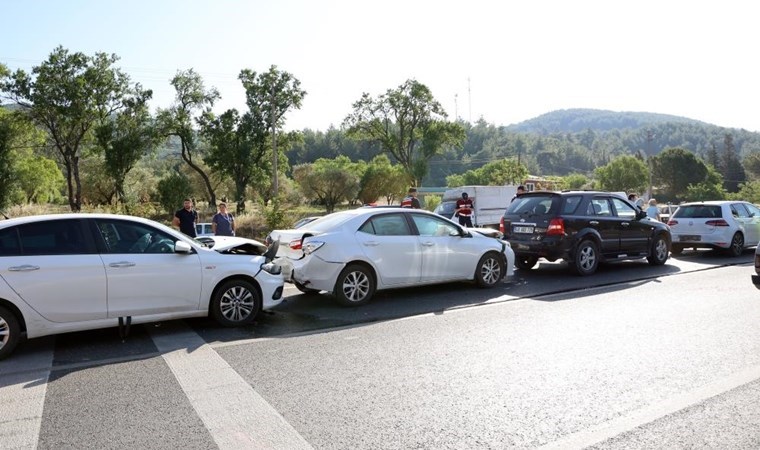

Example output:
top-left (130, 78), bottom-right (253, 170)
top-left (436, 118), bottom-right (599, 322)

top-left (0, 214), bottom-right (285, 359)
top-left (667, 201), bottom-right (760, 256)
top-left (270, 208), bottom-right (515, 306)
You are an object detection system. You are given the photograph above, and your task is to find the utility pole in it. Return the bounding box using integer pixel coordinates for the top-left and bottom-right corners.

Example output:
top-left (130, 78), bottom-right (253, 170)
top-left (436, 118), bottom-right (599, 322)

top-left (467, 77), bottom-right (472, 123)
top-left (454, 93), bottom-right (458, 121)
top-left (646, 130), bottom-right (655, 200)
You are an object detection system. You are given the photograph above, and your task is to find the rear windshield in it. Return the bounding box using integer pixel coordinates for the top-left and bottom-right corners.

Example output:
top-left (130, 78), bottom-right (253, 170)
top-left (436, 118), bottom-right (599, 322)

top-left (672, 205), bottom-right (722, 219)
top-left (299, 212), bottom-right (354, 232)
top-left (435, 201), bottom-right (457, 216)
top-left (507, 195), bottom-right (555, 215)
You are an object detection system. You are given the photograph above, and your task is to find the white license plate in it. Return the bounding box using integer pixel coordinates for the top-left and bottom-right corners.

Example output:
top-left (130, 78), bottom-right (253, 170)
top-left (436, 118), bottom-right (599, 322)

top-left (679, 235), bottom-right (701, 242)
top-left (513, 226), bottom-right (534, 234)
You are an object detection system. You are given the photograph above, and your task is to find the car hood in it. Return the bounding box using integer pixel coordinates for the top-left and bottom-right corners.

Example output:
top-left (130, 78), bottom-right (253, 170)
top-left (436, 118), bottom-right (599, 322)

top-left (197, 236), bottom-right (269, 255)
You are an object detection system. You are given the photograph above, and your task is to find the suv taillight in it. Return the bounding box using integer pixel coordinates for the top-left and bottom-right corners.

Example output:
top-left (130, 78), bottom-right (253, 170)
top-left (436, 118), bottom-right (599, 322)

top-left (547, 218), bottom-right (564, 236)
top-left (705, 219), bottom-right (730, 227)
top-left (499, 217), bottom-right (505, 234)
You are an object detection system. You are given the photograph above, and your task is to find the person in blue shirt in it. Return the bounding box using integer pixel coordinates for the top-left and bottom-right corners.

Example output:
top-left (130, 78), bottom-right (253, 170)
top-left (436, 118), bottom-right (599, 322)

top-left (211, 202), bottom-right (235, 236)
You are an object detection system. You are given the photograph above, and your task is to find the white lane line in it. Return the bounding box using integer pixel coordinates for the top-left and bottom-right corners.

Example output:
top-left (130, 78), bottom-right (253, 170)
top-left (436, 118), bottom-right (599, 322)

top-left (540, 363), bottom-right (760, 450)
top-left (0, 340), bottom-right (54, 450)
top-left (148, 322), bottom-right (312, 450)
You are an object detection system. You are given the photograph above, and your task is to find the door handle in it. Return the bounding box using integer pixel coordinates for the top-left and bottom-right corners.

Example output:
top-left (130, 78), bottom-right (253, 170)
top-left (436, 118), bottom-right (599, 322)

top-left (109, 261), bottom-right (136, 268)
top-left (362, 241), bottom-right (379, 247)
top-left (589, 221), bottom-right (599, 225)
top-left (8, 265), bottom-right (40, 272)
top-left (421, 241), bottom-right (435, 246)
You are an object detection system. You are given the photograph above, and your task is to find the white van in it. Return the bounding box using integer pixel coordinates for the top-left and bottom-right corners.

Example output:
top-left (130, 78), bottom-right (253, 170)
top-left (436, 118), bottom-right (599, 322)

top-left (434, 185), bottom-right (519, 228)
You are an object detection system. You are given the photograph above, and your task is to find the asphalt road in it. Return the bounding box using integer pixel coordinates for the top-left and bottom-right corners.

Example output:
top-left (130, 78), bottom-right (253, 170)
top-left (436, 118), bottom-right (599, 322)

top-left (2, 249), bottom-right (759, 449)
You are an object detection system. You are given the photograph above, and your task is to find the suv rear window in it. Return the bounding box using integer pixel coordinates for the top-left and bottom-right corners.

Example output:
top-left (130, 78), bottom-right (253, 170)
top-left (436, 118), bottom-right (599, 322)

top-left (507, 195), bottom-right (554, 215)
top-left (672, 205), bottom-right (722, 219)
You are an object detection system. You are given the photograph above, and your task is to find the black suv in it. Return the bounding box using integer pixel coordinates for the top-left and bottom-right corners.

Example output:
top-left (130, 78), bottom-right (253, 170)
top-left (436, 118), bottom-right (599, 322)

top-left (500, 191), bottom-right (671, 275)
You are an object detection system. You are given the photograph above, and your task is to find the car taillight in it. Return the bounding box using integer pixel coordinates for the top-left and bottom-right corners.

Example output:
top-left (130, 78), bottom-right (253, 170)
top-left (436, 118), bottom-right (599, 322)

top-left (547, 218), bottom-right (564, 236)
top-left (289, 238), bottom-right (302, 250)
top-left (667, 219), bottom-right (678, 226)
top-left (705, 219), bottom-right (730, 227)
top-left (499, 217), bottom-right (505, 234)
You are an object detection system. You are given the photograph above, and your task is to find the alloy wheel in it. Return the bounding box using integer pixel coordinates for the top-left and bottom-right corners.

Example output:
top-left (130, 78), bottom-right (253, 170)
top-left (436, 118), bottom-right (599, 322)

top-left (480, 257), bottom-right (502, 285)
top-left (342, 270), bottom-right (371, 303)
top-left (219, 286), bottom-right (256, 322)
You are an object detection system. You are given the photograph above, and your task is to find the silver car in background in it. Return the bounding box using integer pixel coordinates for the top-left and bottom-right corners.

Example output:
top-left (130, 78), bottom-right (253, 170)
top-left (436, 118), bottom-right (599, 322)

top-left (667, 201), bottom-right (760, 256)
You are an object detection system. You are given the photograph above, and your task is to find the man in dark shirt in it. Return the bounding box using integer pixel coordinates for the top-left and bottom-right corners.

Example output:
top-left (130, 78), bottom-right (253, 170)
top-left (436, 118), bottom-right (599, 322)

top-left (172, 198), bottom-right (198, 237)
top-left (400, 188), bottom-right (421, 209)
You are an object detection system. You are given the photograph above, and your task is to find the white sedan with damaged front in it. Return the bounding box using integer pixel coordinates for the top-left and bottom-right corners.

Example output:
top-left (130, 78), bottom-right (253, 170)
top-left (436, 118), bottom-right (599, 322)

top-left (270, 208), bottom-right (515, 306)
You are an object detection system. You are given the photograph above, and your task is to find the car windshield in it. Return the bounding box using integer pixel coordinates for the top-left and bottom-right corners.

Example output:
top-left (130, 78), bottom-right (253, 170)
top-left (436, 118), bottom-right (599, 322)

top-left (672, 205), bottom-right (722, 218)
top-left (435, 202), bottom-right (457, 216)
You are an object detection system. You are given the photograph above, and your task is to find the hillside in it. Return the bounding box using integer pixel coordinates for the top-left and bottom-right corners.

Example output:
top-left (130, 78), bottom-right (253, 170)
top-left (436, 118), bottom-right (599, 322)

top-left (507, 108), bottom-right (708, 134)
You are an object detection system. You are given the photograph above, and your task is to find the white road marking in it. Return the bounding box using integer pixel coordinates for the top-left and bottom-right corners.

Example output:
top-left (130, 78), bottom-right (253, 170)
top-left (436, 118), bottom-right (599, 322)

top-left (540, 363), bottom-right (760, 449)
top-left (148, 322), bottom-right (313, 450)
top-left (0, 340), bottom-right (54, 450)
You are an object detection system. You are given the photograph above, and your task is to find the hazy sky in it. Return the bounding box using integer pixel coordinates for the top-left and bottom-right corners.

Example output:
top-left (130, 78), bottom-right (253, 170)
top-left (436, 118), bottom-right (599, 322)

top-left (2, 0), bottom-right (759, 131)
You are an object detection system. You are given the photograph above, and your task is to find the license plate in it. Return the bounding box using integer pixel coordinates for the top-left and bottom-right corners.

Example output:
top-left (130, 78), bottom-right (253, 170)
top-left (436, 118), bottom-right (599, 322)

top-left (513, 225), bottom-right (534, 234)
top-left (679, 235), bottom-right (701, 242)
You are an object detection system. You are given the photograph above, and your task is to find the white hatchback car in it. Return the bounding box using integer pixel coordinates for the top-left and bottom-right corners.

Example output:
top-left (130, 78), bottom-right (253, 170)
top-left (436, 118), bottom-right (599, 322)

top-left (667, 201), bottom-right (760, 256)
top-left (0, 214), bottom-right (285, 359)
top-left (270, 208), bottom-right (515, 306)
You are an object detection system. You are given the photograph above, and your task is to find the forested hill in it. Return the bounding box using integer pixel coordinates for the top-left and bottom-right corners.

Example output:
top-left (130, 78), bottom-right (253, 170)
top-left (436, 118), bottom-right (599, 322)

top-left (507, 108), bottom-right (707, 134)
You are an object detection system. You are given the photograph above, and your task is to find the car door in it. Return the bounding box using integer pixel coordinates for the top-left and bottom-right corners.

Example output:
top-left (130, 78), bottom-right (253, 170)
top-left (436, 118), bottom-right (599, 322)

top-left (355, 213), bottom-right (422, 286)
top-left (587, 196), bottom-right (620, 255)
top-left (611, 197), bottom-right (651, 255)
top-left (743, 203), bottom-right (760, 246)
top-left (0, 219), bottom-right (107, 322)
top-left (94, 218), bottom-right (203, 318)
top-left (410, 213), bottom-right (477, 282)
top-left (730, 203), bottom-right (756, 245)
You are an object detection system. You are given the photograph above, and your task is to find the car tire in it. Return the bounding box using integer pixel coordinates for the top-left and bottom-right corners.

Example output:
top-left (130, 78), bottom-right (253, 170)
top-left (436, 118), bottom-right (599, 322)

top-left (515, 254), bottom-right (538, 270)
top-left (571, 239), bottom-right (599, 276)
top-left (334, 264), bottom-right (375, 307)
top-left (647, 234), bottom-right (669, 265)
top-left (294, 281), bottom-right (320, 295)
top-left (727, 232), bottom-right (744, 257)
top-left (210, 279), bottom-right (261, 327)
top-left (475, 252), bottom-right (505, 288)
top-left (0, 306), bottom-right (21, 360)
top-left (671, 244), bottom-right (683, 255)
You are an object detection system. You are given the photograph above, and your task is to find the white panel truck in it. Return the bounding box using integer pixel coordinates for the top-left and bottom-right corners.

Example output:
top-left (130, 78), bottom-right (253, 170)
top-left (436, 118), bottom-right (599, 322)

top-left (434, 185), bottom-right (519, 228)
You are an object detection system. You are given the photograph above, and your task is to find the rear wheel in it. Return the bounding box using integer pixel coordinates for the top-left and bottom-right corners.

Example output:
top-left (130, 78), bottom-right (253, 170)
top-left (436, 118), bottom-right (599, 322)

top-left (728, 232), bottom-right (744, 257)
top-left (334, 264), bottom-right (375, 306)
top-left (670, 244), bottom-right (684, 255)
top-left (571, 240), bottom-right (599, 276)
top-left (647, 234), bottom-right (669, 265)
top-left (475, 252), bottom-right (505, 288)
top-left (0, 306), bottom-right (21, 360)
top-left (515, 254), bottom-right (538, 270)
top-left (211, 279), bottom-right (261, 326)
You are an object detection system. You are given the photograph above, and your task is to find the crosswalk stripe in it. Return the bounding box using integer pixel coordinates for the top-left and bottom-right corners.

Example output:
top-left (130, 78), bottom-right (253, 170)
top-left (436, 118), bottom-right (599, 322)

top-left (148, 321), bottom-right (313, 450)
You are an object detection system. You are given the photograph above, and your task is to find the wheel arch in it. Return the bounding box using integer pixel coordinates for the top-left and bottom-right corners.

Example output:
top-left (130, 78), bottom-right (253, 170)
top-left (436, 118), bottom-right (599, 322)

top-left (0, 299), bottom-right (26, 334)
top-left (333, 260), bottom-right (378, 294)
top-left (207, 275), bottom-right (262, 315)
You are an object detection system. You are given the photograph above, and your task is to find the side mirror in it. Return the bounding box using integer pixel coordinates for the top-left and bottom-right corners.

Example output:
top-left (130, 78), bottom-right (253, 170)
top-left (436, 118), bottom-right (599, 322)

top-left (175, 241), bottom-right (193, 253)
top-left (636, 209), bottom-right (647, 220)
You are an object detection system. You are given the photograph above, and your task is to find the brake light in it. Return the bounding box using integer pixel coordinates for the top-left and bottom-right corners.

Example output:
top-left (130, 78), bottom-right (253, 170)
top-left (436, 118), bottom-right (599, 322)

top-left (547, 218), bottom-right (564, 236)
top-left (705, 219), bottom-right (730, 227)
top-left (499, 217), bottom-right (505, 234)
top-left (289, 238), bottom-right (302, 250)
top-left (667, 219), bottom-right (678, 226)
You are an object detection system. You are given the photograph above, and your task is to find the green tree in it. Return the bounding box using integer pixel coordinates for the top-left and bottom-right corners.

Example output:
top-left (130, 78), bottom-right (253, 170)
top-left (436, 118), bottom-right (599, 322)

top-left (1, 46), bottom-right (136, 211)
top-left (0, 113), bottom-right (15, 209)
top-left (12, 148), bottom-right (64, 203)
top-left (358, 154), bottom-right (409, 204)
top-left (743, 152), bottom-right (760, 179)
top-left (651, 148), bottom-right (709, 201)
top-left (685, 166), bottom-right (725, 201)
top-left (292, 158), bottom-right (360, 213)
top-left (721, 134), bottom-right (746, 192)
top-left (157, 171), bottom-right (193, 216)
top-left (445, 158), bottom-right (527, 187)
top-left (343, 79), bottom-right (465, 186)
top-left (156, 69), bottom-right (220, 206)
top-left (239, 65), bottom-right (306, 197)
top-left (562, 173), bottom-right (590, 189)
top-left (95, 87), bottom-right (157, 205)
top-left (593, 155), bottom-right (648, 192)
top-left (732, 180), bottom-right (760, 203)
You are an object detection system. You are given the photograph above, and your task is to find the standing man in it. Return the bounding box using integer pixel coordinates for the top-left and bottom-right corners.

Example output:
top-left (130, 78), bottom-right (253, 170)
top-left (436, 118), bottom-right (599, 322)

top-left (173, 198), bottom-right (198, 238)
top-left (211, 202), bottom-right (235, 236)
top-left (455, 192), bottom-right (474, 227)
top-left (400, 188), bottom-right (421, 209)
top-left (511, 185), bottom-right (526, 203)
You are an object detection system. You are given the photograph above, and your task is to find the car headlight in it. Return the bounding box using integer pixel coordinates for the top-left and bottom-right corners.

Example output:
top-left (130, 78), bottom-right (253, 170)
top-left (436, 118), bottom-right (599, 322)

top-left (261, 262), bottom-right (282, 275)
top-left (303, 240), bottom-right (325, 255)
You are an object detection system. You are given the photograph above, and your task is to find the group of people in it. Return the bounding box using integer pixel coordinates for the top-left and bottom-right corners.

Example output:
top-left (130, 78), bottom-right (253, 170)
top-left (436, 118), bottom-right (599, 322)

top-left (172, 198), bottom-right (235, 238)
top-left (628, 192), bottom-right (661, 221)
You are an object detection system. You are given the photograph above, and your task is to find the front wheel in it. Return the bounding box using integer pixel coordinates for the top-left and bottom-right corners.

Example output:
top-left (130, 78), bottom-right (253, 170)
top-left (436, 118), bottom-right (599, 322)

top-left (211, 279), bottom-right (261, 327)
top-left (515, 254), bottom-right (538, 270)
top-left (0, 306), bottom-right (21, 360)
top-left (728, 232), bottom-right (744, 257)
top-left (647, 234), bottom-right (669, 265)
top-left (475, 252), bottom-right (505, 288)
top-left (571, 240), bottom-right (599, 276)
top-left (334, 264), bottom-right (376, 307)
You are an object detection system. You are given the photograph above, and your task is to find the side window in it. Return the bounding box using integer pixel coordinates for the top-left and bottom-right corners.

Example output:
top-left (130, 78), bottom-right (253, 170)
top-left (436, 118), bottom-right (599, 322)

top-left (96, 220), bottom-right (177, 254)
top-left (732, 203), bottom-right (749, 218)
top-left (611, 197), bottom-right (637, 220)
top-left (368, 214), bottom-right (411, 236)
top-left (411, 214), bottom-right (459, 237)
top-left (358, 220), bottom-right (376, 235)
top-left (16, 220), bottom-right (89, 255)
top-left (746, 203), bottom-right (760, 218)
top-left (561, 196), bottom-right (582, 215)
top-left (588, 198), bottom-right (612, 217)
top-left (0, 227), bottom-right (21, 257)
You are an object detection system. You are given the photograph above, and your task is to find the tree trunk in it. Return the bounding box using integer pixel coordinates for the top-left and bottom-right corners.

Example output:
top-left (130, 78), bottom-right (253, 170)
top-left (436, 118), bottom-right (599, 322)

top-left (72, 154), bottom-right (82, 211)
top-left (180, 140), bottom-right (216, 207)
